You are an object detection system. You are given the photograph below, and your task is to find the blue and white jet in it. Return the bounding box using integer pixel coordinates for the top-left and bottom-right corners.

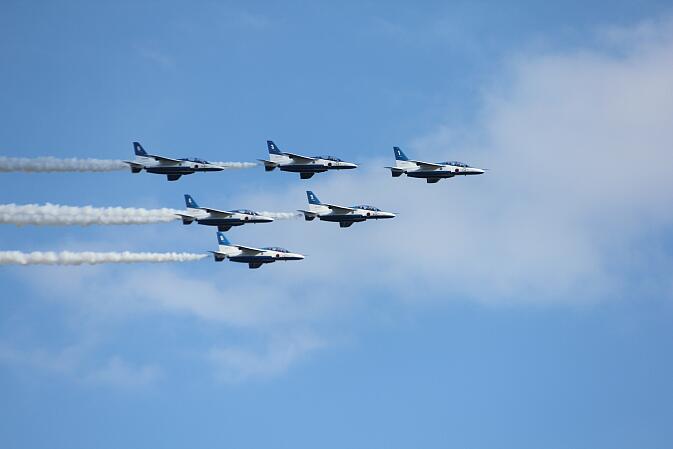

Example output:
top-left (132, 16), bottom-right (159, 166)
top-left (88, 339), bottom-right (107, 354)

top-left (386, 146), bottom-right (485, 183)
top-left (124, 142), bottom-right (224, 181)
top-left (177, 194), bottom-right (274, 232)
top-left (210, 232), bottom-right (305, 269)
top-left (298, 191), bottom-right (395, 228)
top-left (259, 140), bottom-right (357, 179)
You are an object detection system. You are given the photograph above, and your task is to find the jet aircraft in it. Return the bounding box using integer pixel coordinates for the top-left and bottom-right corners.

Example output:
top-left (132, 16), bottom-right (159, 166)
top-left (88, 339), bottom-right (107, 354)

top-left (210, 232), bottom-right (305, 269)
top-left (298, 191), bottom-right (395, 228)
top-left (176, 194), bottom-right (274, 232)
top-left (259, 140), bottom-right (357, 179)
top-left (124, 142), bottom-right (224, 181)
top-left (386, 146), bottom-right (485, 183)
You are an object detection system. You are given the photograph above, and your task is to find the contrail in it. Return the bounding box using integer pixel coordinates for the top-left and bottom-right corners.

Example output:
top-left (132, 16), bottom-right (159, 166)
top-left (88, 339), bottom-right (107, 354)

top-left (0, 204), bottom-right (180, 226)
top-left (258, 211), bottom-right (302, 220)
top-left (0, 157), bottom-right (127, 172)
top-left (210, 161), bottom-right (258, 169)
top-left (0, 251), bottom-right (208, 265)
top-left (0, 157), bottom-right (258, 172)
top-left (0, 203), bottom-right (302, 225)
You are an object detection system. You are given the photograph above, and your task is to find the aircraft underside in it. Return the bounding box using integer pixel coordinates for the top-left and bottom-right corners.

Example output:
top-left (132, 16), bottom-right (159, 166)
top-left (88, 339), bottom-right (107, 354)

top-left (145, 166), bottom-right (221, 181)
top-left (229, 256), bottom-right (276, 268)
top-left (320, 215), bottom-right (367, 223)
top-left (197, 218), bottom-right (265, 231)
top-left (279, 165), bottom-right (328, 173)
top-left (318, 215), bottom-right (367, 228)
top-left (406, 171), bottom-right (456, 179)
top-left (279, 165), bottom-right (327, 179)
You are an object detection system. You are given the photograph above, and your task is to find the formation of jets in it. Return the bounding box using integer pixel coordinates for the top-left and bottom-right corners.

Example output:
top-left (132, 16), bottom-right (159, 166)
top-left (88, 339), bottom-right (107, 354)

top-left (125, 141), bottom-right (485, 183)
top-left (124, 140), bottom-right (485, 268)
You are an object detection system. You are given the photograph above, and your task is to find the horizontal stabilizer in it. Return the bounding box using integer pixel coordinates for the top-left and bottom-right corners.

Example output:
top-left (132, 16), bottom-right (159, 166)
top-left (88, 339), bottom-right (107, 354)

top-left (124, 161), bottom-right (144, 173)
top-left (176, 213), bottom-right (195, 225)
top-left (386, 166), bottom-right (404, 177)
top-left (297, 209), bottom-right (318, 221)
top-left (209, 251), bottom-right (227, 262)
top-left (258, 159), bottom-right (279, 171)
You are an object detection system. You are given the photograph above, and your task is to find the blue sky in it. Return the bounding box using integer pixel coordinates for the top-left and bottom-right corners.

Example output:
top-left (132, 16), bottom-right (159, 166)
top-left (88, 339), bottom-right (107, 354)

top-left (2, 1), bottom-right (673, 448)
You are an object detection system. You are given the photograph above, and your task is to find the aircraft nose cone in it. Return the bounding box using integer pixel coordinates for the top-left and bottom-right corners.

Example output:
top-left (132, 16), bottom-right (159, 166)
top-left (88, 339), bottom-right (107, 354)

top-left (345, 162), bottom-right (358, 169)
top-left (474, 168), bottom-right (485, 174)
top-left (263, 217), bottom-right (275, 223)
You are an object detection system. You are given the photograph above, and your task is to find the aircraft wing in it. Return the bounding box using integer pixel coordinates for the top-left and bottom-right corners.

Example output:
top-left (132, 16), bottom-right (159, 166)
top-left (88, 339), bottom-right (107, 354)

top-left (283, 152), bottom-right (316, 163)
top-left (199, 207), bottom-right (234, 216)
top-left (324, 203), bottom-right (356, 213)
top-left (411, 160), bottom-right (444, 170)
top-left (148, 154), bottom-right (183, 164)
top-left (235, 245), bottom-right (264, 254)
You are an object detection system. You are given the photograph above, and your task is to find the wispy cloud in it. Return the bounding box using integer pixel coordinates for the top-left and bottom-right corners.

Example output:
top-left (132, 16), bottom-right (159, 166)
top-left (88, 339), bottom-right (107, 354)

top-left (84, 356), bottom-right (161, 388)
top-left (208, 332), bottom-right (324, 383)
top-left (0, 342), bottom-right (161, 388)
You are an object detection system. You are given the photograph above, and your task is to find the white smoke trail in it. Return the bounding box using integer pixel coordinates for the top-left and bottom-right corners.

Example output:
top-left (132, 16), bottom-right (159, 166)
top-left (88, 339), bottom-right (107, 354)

top-left (0, 251), bottom-right (208, 265)
top-left (0, 204), bottom-right (181, 226)
top-left (0, 157), bottom-right (127, 172)
top-left (0, 157), bottom-right (258, 172)
top-left (258, 211), bottom-right (302, 220)
top-left (210, 161), bottom-right (258, 169)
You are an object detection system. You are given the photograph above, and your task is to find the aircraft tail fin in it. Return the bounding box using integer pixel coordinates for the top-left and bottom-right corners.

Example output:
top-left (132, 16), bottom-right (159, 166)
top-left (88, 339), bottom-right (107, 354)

top-left (393, 146), bottom-right (409, 161)
top-left (184, 194), bottom-right (199, 209)
top-left (217, 232), bottom-right (231, 246)
top-left (306, 191), bottom-right (321, 205)
top-left (267, 140), bottom-right (283, 155)
top-left (133, 142), bottom-right (148, 156)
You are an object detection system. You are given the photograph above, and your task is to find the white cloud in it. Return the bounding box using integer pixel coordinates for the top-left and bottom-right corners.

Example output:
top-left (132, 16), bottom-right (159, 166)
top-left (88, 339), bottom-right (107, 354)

top-left (207, 332), bottom-right (324, 383)
top-left (0, 342), bottom-right (160, 388)
top-left (85, 356), bottom-right (161, 388)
